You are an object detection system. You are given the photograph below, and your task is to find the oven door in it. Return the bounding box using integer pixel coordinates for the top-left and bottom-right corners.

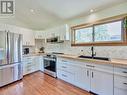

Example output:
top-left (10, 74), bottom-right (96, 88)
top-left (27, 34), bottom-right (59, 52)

top-left (43, 57), bottom-right (56, 77)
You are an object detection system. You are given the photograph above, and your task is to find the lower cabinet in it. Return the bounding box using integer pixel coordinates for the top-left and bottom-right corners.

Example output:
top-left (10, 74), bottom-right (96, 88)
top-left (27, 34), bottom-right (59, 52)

top-left (114, 67), bottom-right (127, 95)
top-left (57, 58), bottom-right (114, 95)
top-left (74, 66), bottom-right (91, 91)
top-left (90, 70), bottom-right (113, 95)
top-left (57, 70), bottom-right (75, 84)
top-left (23, 55), bottom-right (43, 75)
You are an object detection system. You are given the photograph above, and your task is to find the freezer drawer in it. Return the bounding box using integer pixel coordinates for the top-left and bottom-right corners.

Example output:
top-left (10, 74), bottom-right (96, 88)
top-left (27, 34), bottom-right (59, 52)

top-left (0, 63), bottom-right (23, 87)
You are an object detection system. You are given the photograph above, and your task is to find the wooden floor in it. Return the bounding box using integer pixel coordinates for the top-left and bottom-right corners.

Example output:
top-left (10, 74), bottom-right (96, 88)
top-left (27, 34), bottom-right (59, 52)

top-left (0, 71), bottom-right (91, 95)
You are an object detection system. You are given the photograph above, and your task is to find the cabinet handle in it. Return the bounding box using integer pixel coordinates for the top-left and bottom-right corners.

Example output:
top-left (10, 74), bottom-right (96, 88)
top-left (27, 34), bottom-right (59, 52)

top-left (87, 70), bottom-right (89, 77)
top-left (92, 72), bottom-right (94, 78)
top-left (62, 74), bottom-right (67, 77)
top-left (62, 60), bottom-right (68, 62)
top-left (122, 71), bottom-right (127, 73)
top-left (86, 65), bottom-right (95, 68)
top-left (62, 66), bottom-right (67, 68)
top-left (123, 83), bottom-right (127, 85)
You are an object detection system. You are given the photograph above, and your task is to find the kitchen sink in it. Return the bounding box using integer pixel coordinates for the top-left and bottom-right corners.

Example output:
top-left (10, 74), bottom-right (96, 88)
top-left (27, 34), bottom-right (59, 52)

top-left (78, 55), bottom-right (110, 61)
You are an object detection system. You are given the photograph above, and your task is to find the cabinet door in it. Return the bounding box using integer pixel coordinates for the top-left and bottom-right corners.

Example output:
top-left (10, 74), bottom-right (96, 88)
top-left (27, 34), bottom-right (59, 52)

top-left (21, 28), bottom-right (35, 46)
top-left (35, 31), bottom-right (46, 39)
top-left (114, 75), bottom-right (127, 95)
top-left (29, 30), bottom-right (35, 46)
top-left (91, 70), bottom-right (113, 95)
top-left (57, 70), bottom-right (75, 84)
top-left (59, 24), bottom-right (70, 40)
top-left (0, 24), bottom-right (6, 31)
top-left (0, 69), bottom-right (2, 86)
top-left (114, 88), bottom-right (127, 95)
top-left (34, 56), bottom-right (41, 71)
top-left (75, 67), bottom-right (90, 91)
top-left (40, 56), bottom-right (44, 71)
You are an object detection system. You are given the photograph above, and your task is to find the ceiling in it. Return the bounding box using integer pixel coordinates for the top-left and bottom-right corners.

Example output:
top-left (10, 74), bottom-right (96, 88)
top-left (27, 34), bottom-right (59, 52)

top-left (15, 0), bottom-right (126, 30)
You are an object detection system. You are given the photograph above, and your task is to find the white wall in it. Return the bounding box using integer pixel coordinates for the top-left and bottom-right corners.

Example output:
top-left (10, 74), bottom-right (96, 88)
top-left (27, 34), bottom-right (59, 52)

top-left (42, 2), bottom-right (127, 59)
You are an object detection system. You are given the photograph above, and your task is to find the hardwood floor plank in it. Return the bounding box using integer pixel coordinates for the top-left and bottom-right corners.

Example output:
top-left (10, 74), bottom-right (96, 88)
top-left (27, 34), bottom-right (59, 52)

top-left (0, 72), bottom-right (91, 95)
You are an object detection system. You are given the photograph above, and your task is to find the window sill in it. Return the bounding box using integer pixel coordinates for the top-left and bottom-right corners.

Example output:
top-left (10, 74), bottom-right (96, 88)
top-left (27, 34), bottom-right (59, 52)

top-left (71, 42), bottom-right (127, 46)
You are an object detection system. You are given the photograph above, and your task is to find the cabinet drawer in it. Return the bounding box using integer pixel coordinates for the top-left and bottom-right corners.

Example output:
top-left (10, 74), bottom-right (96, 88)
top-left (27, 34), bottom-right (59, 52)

top-left (57, 70), bottom-right (75, 84)
top-left (114, 75), bottom-right (127, 90)
top-left (57, 64), bottom-right (76, 74)
top-left (114, 67), bottom-right (127, 77)
top-left (114, 87), bottom-right (127, 95)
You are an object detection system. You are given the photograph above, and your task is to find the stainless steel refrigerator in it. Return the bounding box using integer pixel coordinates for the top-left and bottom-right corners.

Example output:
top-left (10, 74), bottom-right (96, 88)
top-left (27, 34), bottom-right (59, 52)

top-left (0, 31), bottom-right (23, 87)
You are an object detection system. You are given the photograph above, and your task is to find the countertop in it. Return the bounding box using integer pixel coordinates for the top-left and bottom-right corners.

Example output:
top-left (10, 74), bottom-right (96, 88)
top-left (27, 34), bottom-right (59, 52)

top-left (23, 53), bottom-right (46, 57)
top-left (57, 54), bottom-right (127, 67)
top-left (23, 53), bottom-right (127, 67)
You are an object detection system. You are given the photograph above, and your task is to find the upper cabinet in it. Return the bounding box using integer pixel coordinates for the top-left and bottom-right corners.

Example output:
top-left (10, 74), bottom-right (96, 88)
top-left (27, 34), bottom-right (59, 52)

top-left (34, 24), bottom-right (70, 41)
top-left (20, 28), bottom-right (35, 46)
top-left (0, 24), bottom-right (35, 46)
top-left (58, 24), bottom-right (70, 41)
top-left (35, 31), bottom-right (46, 39)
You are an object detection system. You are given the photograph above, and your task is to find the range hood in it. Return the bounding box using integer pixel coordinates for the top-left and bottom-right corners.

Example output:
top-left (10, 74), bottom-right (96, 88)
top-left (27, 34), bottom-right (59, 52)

top-left (46, 36), bottom-right (64, 43)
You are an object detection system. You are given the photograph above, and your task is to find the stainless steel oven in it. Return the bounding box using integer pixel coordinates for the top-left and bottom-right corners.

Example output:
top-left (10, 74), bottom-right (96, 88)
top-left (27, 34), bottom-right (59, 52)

top-left (43, 55), bottom-right (56, 77)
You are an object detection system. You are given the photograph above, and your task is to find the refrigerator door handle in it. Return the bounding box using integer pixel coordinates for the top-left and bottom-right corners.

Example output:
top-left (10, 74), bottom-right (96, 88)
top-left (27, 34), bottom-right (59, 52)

top-left (7, 32), bottom-right (22, 64)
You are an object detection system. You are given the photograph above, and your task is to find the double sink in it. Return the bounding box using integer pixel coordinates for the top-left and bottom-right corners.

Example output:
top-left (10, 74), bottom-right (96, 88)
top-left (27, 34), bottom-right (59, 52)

top-left (78, 55), bottom-right (110, 61)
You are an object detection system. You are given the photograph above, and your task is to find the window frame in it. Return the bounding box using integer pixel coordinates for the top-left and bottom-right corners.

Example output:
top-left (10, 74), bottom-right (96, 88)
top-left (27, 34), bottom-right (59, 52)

top-left (71, 15), bottom-right (127, 46)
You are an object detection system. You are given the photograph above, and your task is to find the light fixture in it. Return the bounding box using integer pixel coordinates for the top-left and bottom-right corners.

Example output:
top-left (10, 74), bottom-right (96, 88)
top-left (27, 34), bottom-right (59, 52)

top-left (30, 9), bottom-right (34, 12)
top-left (90, 9), bottom-right (94, 13)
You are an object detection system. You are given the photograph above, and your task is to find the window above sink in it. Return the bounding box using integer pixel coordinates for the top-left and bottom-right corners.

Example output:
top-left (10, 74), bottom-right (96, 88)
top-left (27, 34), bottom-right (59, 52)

top-left (71, 14), bottom-right (127, 46)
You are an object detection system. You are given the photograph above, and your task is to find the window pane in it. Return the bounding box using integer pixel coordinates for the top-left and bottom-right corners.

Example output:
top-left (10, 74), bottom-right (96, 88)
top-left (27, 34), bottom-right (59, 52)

top-left (94, 21), bottom-right (122, 42)
top-left (75, 27), bottom-right (93, 43)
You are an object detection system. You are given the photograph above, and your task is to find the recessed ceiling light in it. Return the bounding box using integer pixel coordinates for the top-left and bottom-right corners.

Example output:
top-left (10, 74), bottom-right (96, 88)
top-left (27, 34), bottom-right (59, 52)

top-left (30, 9), bottom-right (34, 13)
top-left (90, 9), bottom-right (94, 13)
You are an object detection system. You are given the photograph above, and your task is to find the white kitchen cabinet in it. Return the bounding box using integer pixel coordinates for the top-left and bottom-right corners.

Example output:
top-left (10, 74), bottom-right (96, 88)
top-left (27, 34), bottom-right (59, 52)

top-left (57, 57), bottom-right (114, 95)
top-left (35, 31), bottom-right (46, 39)
top-left (90, 70), bottom-right (113, 95)
top-left (0, 69), bottom-right (2, 86)
top-left (21, 28), bottom-right (35, 46)
top-left (39, 56), bottom-right (44, 72)
top-left (59, 24), bottom-right (70, 41)
top-left (0, 24), bottom-right (35, 46)
top-left (34, 56), bottom-right (44, 71)
top-left (114, 66), bottom-right (127, 95)
top-left (0, 24), bottom-right (6, 32)
top-left (23, 55), bottom-right (44, 75)
top-left (57, 58), bottom-right (76, 84)
top-left (44, 24), bottom-right (70, 41)
top-left (57, 70), bottom-right (75, 84)
top-left (23, 56), bottom-right (37, 75)
top-left (57, 58), bottom-right (90, 90)
top-left (6, 25), bottom-right (21, 34)
top-left (75, 66), bottom-right (91, 91)
top-left (114, 75), bottom-right (127, 95)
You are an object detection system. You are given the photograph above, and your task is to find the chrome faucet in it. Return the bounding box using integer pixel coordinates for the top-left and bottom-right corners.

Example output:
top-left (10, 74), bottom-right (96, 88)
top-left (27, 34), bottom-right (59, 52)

top-left (91, 46), bottom-right (96, 58)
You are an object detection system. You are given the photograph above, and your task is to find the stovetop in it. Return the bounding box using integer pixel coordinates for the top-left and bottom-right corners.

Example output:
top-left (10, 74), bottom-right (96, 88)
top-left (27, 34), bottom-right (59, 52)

top-left (45, 52), bottom-right (64, 58)
top-left (52, 52), bottom-right (64, 55)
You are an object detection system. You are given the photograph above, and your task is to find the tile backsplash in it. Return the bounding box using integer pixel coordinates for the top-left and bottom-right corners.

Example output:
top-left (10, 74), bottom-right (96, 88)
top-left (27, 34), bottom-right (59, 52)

top-left (42, 41), bottom-right (127, 59)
